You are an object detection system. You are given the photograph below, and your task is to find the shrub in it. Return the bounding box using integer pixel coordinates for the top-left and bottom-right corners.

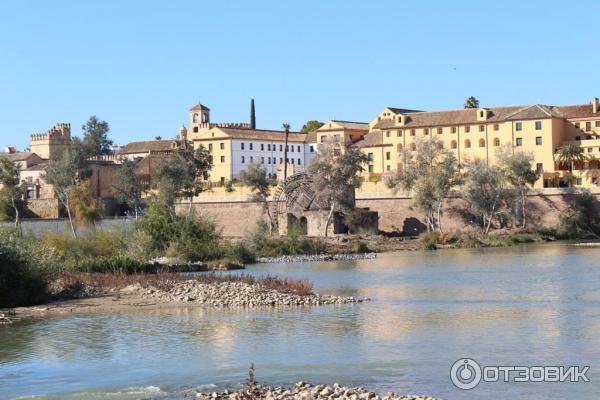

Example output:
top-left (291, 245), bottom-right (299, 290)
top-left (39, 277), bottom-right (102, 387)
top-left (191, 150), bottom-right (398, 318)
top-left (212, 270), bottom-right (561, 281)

top-left (0, 230), bottom-right (49, 307)
top-left (71, 255), bottom-right (145, 274)
top-left (171, 215), bottom-right (221, 262)
top-left (222, 241), bottom-right (256, 264)
top-left (352, 240), bottom-right (370, 253)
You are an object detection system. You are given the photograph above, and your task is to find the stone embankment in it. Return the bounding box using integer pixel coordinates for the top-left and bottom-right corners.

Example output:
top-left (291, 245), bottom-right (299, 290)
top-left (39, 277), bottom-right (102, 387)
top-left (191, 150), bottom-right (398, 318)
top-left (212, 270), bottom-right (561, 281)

top-left (196, 381), bottom-right (437, 400)
top-left (256, 253), bottom-right (376, 264)
top-left (135, 281), bottom-right (370, 307)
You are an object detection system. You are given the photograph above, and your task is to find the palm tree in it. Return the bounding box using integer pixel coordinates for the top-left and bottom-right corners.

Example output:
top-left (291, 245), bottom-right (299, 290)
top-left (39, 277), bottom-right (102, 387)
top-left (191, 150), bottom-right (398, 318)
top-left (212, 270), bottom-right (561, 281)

top-left (554, 144), bottom-right (587, 187)
top-left (282, 123), bottom-right (290, 181)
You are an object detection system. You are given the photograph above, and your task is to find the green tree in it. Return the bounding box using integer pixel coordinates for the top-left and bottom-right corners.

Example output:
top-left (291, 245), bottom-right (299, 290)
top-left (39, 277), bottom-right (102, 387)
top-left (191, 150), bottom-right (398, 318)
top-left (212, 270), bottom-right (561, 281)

top-left (69, 180), bottom-right (102, 229)
top-left (554, 144), bottom-right (587, 187)
top-left (180, 146), bottom-right (212, 213)
top-left (0, 158), bottom-right (24, 227)
top-left (42, 152), bottom-right (79, 237)
top-left (282, 123), bottom-right (290, 181)
top-left (300, 120), bottom-right (324, 133)
top-left (464, 160), bottom-right (511, 234)
top-left (497, 150), bottom-right (540, 227)
top-left (239, 163), bottom-right (275, 234)
top-left (250, 98), bottom-right (256, 129)
top-left (464, 96), bottom-right (480, 109)
top-left (307, 144), bottom-right (368, 236)
top-left (385, 137), bottom-right (461, 232)
top-left (155, 153), bottom-right (192, 213)
top-left (81, 116), bottom-right (112, 157)
top-left (113, 159), bottom-right (144, 219)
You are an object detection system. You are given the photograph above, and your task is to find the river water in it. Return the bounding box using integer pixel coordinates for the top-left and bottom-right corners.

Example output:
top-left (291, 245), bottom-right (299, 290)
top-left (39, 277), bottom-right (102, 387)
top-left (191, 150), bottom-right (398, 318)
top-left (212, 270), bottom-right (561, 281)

top-left (1, 243), bottom-right (600, 399)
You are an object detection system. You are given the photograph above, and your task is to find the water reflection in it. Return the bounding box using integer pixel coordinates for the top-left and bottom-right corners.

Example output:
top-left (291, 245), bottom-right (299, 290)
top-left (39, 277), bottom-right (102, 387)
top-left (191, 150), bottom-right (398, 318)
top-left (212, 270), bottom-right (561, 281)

top-left (1, 243), bottom-right (600, 399)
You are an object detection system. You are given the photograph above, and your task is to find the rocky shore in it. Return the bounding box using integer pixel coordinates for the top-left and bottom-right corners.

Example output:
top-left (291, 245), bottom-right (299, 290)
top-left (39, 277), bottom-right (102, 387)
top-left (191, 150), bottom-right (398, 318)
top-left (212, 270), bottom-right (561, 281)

top-left (256, 253), bottom-right (376, 264)
top-left (134, 280), bottom-right (370, 307)
top-left (195, 381), bottom-right (437, 400)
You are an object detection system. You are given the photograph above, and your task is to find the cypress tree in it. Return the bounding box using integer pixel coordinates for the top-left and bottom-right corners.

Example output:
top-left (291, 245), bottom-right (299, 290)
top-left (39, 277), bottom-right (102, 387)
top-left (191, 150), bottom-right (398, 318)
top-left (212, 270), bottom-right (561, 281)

top-left (250, 99), bottom-right (256, 129)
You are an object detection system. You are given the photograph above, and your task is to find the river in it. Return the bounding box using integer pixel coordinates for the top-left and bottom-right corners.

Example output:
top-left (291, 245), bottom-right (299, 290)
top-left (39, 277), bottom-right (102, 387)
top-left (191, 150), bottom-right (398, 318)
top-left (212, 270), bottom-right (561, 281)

top-left (1, 243), bottom-right (599, 399)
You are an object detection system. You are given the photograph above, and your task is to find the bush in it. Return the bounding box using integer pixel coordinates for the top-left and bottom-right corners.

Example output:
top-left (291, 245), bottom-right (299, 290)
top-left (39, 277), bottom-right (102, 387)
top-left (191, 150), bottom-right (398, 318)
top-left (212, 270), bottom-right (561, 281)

top-left (0, 230), bottom-right (49, 307)
top-left (71, 255), bottom-right (145, 274)
top-left (352, 240), bottom-right (370, 253)
top-left (222, 241), bottom-right (256, 264)
top-left (171, 214), bottom-right (221, 262)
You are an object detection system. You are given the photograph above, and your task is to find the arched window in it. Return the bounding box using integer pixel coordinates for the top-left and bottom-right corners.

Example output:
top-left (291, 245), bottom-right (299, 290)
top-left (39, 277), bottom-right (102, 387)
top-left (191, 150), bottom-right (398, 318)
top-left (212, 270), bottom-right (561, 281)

top-left (451, 140), bottom-right (457, 149)
top-left (193, 113), bottom-right (199, 123)
top-left (410, 143), bottom-right (416, 151)
top-left (479, 138), bottom-right (486, 147)
top-left (465, 139), bottom-right (471, 148)
top-left (494, 138), bottom-right (500, 147)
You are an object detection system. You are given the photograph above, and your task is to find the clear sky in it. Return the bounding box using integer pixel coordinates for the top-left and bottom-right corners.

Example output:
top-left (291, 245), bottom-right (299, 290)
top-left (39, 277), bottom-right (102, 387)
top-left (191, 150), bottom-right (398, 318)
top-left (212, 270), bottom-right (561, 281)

top-left (1, 1), bottom-right (599, 150)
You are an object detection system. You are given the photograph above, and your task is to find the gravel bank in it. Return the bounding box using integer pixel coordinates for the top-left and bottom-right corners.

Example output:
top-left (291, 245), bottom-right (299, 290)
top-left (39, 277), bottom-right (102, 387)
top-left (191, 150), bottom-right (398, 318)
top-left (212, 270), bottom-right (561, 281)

top-left (256, 253), bottom-right (376, 264)
top-left (135, 281), bottom-right (370, 307)
top-left (196, 381), bottom-right (437, 400)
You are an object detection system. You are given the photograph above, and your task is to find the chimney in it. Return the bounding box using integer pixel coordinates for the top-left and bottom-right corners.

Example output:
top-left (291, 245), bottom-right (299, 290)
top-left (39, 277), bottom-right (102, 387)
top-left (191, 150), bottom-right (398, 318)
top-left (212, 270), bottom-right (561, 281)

top-left (593, 97), bottom-right (599, 114)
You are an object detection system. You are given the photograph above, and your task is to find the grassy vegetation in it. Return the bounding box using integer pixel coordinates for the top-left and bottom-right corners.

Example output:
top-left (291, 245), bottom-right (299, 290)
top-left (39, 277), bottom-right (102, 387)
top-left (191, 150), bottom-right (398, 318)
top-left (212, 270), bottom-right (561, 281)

top-left (418, 229), bottom-right (546, 250)
top-left (248, 221), bottom-right (327, 257)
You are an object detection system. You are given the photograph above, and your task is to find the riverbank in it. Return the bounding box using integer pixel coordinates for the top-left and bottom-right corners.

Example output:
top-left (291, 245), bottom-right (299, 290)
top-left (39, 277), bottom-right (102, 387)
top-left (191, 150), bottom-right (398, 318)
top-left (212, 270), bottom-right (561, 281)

top-left (196, 381), bottom-right (437, 400)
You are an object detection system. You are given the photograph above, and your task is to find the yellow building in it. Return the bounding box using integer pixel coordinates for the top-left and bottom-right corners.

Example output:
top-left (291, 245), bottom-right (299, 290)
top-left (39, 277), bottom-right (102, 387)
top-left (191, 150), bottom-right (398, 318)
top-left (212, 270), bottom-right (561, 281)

top-left (354, 98), bottom-right (600, 188)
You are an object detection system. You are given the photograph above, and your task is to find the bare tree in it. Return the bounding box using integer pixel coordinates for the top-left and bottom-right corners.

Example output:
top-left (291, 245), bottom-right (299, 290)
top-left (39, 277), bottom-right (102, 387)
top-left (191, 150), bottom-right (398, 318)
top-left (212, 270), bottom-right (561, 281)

top-left (307, 143), bottom-right (368, 236)
top-left (42, 152), bottom-right (79, 237)
top-left (0, 158), bottom-right (24, 228)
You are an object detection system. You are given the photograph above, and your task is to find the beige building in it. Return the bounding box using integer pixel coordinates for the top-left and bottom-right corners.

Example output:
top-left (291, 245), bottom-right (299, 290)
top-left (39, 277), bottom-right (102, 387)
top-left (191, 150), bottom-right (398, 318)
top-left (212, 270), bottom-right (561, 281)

top-left (353, 98), bottom-right (600, 188)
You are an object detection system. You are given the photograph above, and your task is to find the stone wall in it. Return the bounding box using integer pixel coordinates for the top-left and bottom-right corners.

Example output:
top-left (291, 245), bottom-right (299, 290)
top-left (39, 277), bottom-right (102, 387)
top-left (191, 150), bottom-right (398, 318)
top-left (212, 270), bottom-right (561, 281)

top-left (182, 190), bottom-right (597, 237)
top-left (27, 199), bottom-right (61, 219)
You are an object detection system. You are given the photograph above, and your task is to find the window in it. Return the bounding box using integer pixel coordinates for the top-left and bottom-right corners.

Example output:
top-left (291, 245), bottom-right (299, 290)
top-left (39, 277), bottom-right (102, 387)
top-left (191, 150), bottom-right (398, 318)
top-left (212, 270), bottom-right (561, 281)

top-left (494, 124), bottom-right (499, 131)
top-left (586, 122), bottom-right (592, 131)
top-left (465, 139), bottom-right (471, 148)
top-left (259, 143), bottom-right (263, 151)
top-left (575, 135), bottom-right (581, 140)
top-left (291, 158), bottom-right (294, 165)
top-left (465, 126), bottom-right (471, 133)
top-left (193, 127), bottom-right (198, 133)
top-left (536, 163), bottom-right (543, 173)
top-left (587, 147), bottom-right (593, 153)
top-left (536, 136), bottom-right (542, 145)
top-left (367, 152), bottom-right (374, 161)
top-left (368, 165), bottom-right (374, 173)
top-left (267, 157), bottom-right (271, 164)
top-left (260, 156), bottom-right (264, 164)
top-left (410, 129), bottom-right (416, 136)
top-left (451, 140), bottom-right (457, 149)
top-left (297, 146), bottom-right (301, 152)
top-left (397, 144), bottom-right (403, 151)
top-left (220, 177), bottom-right (225, 185)
top-left (298, 158), bottom-right (301, 165)
top-left (386, 151), bottom-right (390, 161)
top-left (386, 165), bottom-right (391, 171)
top-left (423, 128), bottom-right (429, 135)
top-left (241, 156), bottom-right (245, 163)
top-left (516, 138), bottom-right (523, 146)
top-left (480, 110), bottom-right (485, 118)
top-left (208, 143), bottom-right (213, 151)
top-left (267, 144), bottom-right (271, 151)
top-left (220, 156), bottom-right (225, 163)
top-left (535, 121), bottom-right (542, 130)
top-left (320, 136), bottom-right (326, 143)
top-left (596, 121), bottom-right (600, 128)
top-left (479, 139), bottom-right (485, 147)
top-left (279, 157), bottom-right (283, 163)
top-left (437, 128), bottom-right (443, 134)
top-left (516, 122), bottom-right (522, 131)
top-left (241, 142), bottom-right (245, 150)
top-left (575, 122), bottom-right (580, 129)
top-left (310, 145), bottom-right (314, 152)
top-left (249, 143), bottom-right (253, 150)
top-left (279, 145), bottom-right (283, 151)
top-left (193, 113), bottom-right (199, 123)
top-left (494, 138), bottom-right (500, 147)
top-left (479, 125), bottom-right (485, 132)
top-left (386, 131), bottom-right (390, 138)
top-left (451, 127), bottom-right (457, 134)
top-left (286, 145), bottom-right (289, 152)
top-left (397, 130), bottom-right (403, 137)
top-left (250, 156), bottom-right (254, 163)
top-left (220, 142), bottom-right (224, 150)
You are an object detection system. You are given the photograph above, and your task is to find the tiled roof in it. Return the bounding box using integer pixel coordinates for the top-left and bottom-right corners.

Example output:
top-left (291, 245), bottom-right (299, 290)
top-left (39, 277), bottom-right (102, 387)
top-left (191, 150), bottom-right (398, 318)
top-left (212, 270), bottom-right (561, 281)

top-left (214, 127), bottom-right (310, 143)
top-left (134, 154), bottom-right (169, 177)
top-left (189, 103), bottom-right (210, 111)
top-left (350, 131), bottom-right (385, 148)
top-left (0, 152), bottom-right (41, 162)
top-left (386, 107), bottom-right (424, 114)
top-left (120, 140), bottom-right (183, 154)
top-left (23, 162), bottom-right (48, 171)
top-left (375, 103), bottom-right (599, 130)
top-left (320, 120), bottom-right (369, 131)
top-left (304, 130), bottom-right (318, 143)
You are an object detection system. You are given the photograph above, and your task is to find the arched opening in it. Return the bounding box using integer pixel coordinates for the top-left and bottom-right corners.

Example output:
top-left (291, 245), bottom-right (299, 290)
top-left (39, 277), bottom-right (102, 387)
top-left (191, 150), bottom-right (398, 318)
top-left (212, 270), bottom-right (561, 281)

top-left (451, 140), bottom-right (457, 149)
top-left (479, 138), bottom-right (485, 147)
top-left (193, 113), bottom-right (199, 123)
top-left (494, 137), bottom-right (500, 147)
top-left (465, 139), bottom-right (471, 148)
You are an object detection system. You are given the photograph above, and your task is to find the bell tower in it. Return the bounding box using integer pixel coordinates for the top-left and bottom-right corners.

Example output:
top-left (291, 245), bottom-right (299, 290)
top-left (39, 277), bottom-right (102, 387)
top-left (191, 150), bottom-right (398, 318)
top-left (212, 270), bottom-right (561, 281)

top-left (189, 102), bottom-right (210, 135)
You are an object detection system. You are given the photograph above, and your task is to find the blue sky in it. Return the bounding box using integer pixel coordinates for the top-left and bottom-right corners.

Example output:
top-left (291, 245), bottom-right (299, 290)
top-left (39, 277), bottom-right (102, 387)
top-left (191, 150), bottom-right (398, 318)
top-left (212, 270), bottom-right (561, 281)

top-left (1, 1), bottom-right (599, 150)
